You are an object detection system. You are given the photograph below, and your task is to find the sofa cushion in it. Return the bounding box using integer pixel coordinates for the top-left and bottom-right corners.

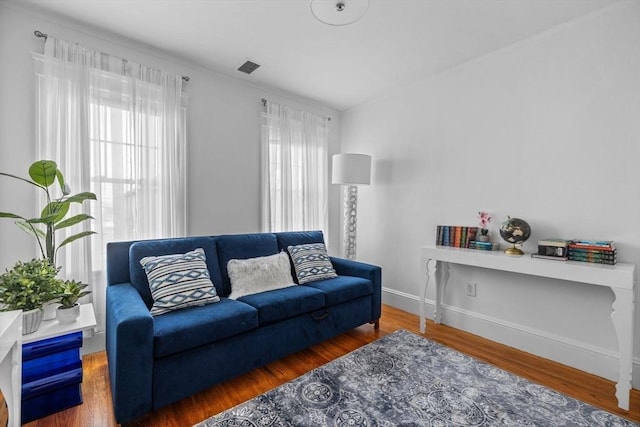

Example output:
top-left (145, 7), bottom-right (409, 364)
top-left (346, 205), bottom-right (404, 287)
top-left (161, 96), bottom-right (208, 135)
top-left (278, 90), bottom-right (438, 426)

top-left (216, 233), bottom-right (279, 296)
top-left (140, 248), bottom-right (220, 316)
top-left (152, 298), bottom-right (258, 358)
top-left (130, 237), bottom-right (222, 308)
top-left (238, 285), bottom-right (325, 325)
top-left (303, 276), bottom-right (372, 306)
top-left (288, 243), bottom-right (337, 284)
top-left (227, 252), bottom-right (296, 299)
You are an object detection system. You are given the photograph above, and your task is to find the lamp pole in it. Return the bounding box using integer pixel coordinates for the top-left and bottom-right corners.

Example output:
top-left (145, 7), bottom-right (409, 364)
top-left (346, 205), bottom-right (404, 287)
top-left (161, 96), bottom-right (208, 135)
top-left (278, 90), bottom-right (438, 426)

top-left (332, 153), bottom-right (371, 260)
top-left (342, 185), bottom-right (358, 259)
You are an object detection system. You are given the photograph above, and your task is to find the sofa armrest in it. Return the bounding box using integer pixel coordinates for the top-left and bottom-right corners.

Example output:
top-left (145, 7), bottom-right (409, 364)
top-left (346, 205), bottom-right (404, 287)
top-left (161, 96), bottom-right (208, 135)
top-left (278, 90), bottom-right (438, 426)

top-left (330, 257), bottom-right (382, 322)
top-left (106, 282), bottom-right (154, 424)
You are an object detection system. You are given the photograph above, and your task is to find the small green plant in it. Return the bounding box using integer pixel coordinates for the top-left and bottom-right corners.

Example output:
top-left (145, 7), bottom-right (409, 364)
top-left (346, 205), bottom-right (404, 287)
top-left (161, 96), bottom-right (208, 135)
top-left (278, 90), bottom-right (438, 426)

top-left (0, 160), bottom-right (96, 266)
top-left (54, 280), bottom-right (91, 309)
top-left (0, 258), bottom-right (61, 311)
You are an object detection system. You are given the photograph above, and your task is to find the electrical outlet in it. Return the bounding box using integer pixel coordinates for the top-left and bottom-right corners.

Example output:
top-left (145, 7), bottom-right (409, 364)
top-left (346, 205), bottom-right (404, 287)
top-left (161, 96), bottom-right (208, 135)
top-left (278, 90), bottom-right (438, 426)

top-left (466, 282), bottom-right (477, 297)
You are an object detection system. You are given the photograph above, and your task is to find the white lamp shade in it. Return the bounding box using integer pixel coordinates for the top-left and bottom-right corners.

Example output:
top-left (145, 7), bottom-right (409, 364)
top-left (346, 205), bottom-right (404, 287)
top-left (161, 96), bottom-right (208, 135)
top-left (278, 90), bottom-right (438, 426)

top-left (332, 153), bottom-right (371, 185)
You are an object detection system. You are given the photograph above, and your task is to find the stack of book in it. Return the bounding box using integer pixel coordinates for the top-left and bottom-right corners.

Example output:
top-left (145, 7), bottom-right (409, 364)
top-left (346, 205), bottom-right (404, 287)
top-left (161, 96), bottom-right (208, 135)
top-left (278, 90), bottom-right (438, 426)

top-left (568, 240), bottom-right (617, 265)
top-left (532, 238), bottom-right (570, 261)
top-left (436, 225), bottom-right (478, 248)
top-left (468, 240), bottom-right (499, 251)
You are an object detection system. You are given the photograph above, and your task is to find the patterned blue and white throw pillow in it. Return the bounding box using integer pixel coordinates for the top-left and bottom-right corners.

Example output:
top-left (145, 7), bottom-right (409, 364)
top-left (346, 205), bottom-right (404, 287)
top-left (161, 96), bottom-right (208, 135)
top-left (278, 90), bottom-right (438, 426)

top-left (287, 243), bottom-right (337, 284)
top-left (140, 248), bottom-right (220, 316)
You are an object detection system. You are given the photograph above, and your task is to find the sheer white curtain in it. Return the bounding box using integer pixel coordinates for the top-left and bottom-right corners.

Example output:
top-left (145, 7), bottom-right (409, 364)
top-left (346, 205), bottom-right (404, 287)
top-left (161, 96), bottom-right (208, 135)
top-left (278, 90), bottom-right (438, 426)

top-left (260, 101), bottom-right (329, 235)
top-left (36, 37), bottom-right (187, 332)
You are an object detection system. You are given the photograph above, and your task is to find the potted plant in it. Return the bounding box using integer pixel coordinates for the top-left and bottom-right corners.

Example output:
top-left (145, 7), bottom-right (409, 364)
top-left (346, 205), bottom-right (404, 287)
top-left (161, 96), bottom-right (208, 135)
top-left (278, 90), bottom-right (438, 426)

top-left (0, 160), bottom-right (96, 319)
top-left (53, 280), bottom-right (91, 324)
top-left (477, 211), bottom-right (492, 242)
top-left (0, 160), bottom-right (96, 266)
top-left (0, 258), bottom-right (61, 334)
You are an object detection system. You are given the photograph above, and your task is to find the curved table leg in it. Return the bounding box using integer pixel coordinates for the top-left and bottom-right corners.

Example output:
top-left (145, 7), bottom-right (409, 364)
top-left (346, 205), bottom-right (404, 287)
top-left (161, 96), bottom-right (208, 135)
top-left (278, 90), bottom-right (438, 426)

top-left (420, 259), bottom-right (432, 333)
top-left (434, 261), bottom-right (450, 324)
top-left (611, 286), bottom-right (634, 410)
top-left (421, 259), bottom-right (450, 333)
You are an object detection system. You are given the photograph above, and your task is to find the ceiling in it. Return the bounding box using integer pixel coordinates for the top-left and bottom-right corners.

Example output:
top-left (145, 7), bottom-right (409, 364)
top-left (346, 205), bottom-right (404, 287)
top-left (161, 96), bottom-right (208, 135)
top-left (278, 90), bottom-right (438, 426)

top-left (16, 0), bottom-right (620, 111)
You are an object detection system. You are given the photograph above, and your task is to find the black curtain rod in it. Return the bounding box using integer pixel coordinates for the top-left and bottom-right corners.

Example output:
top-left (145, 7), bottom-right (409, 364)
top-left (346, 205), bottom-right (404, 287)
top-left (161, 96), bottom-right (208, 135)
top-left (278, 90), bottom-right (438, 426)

top-left (261, 98), bottom-right (331, 121)
top-left (34, 30), bottom-right (190, 82)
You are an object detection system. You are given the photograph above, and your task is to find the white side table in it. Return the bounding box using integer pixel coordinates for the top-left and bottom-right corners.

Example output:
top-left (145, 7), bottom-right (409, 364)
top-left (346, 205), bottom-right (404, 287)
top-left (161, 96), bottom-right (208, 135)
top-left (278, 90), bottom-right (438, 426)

top-left (22, 303), bottom-right (97, 345)
top-left (21, 303), bottom-right (97, 423)
top-left (0, 310), bottom-right (22, 427)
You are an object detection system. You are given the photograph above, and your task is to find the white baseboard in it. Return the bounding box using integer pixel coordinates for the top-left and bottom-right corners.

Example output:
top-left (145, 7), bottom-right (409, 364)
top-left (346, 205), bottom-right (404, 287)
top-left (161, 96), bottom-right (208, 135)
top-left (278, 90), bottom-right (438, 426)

top-left (382, 287), bottom-right (640, 388)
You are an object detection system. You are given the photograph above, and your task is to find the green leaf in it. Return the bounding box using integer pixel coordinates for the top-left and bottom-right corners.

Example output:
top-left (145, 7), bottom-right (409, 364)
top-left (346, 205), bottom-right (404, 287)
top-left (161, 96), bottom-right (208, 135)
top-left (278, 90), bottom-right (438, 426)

top-left (26, 213), bottom-right (58, 224)
top-left (56, 169), bottom-right (70, 195)
top-left (15, 220), bottom-right (46, 239)
top-left (28, 160), bottom-right (58, 187)
top-left (55, 213), bottom-right (94, 229)
top-left (65, 192), bottom-right (97, 204)
top-left (41, 201), bottom-right (70, 223)
top-left (0, 212), bottom-right (23, 219)
top-left (57, 231), bottom-right (97, 250)
top-left (0, 172), bottom-right (46, 190)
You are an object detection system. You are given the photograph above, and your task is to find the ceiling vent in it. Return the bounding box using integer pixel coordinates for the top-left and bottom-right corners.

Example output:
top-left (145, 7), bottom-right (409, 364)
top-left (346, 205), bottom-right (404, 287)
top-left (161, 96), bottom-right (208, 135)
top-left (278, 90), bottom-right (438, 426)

top-left (237, 60), bottom-right (260, 75)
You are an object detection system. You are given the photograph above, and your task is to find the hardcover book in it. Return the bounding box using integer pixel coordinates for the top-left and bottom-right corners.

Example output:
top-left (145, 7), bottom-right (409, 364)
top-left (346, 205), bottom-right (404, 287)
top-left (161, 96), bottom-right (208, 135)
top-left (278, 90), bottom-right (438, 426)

top-left (568, 248), bottom-right (617, 256)
top-left (571, 240), bottom-right (615, 249)
top-left (531, 253), bottom-right (568, 261)
top-left (538, 245), bottom-right (568, 257)
top-left (538, 239), bottom-right (570, 247)
top-left (568, 243), bottom-right (616, 252)
top-left (568, 256), bottom-right (617, 265)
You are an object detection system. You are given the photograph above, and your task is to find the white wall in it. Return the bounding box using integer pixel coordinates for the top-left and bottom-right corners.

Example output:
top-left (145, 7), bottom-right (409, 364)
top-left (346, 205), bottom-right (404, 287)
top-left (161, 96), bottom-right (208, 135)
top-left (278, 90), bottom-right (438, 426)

top-left (0, 1), bottom-right (343, 272)
top-left (341, 1), bottom-right (640, 385)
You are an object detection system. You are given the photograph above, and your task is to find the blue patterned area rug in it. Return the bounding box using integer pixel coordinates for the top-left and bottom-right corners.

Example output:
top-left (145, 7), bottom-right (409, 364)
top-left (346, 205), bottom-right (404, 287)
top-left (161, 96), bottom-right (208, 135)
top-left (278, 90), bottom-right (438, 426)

top-left (195, 329), bottom-right (637, 426)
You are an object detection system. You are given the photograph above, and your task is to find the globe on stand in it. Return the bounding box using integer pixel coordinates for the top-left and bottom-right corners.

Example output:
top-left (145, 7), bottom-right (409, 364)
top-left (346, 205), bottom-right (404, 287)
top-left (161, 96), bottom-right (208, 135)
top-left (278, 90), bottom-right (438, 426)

top-left (499, 216), bottom-right (531, 256)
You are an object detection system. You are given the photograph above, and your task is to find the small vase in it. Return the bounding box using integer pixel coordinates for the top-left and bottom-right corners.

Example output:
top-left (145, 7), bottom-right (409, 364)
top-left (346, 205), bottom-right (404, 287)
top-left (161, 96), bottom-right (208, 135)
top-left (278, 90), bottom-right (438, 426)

top-left (56, 304), bottom-right (80, 325)
top-left (22, 308), bottom-right (44, 335)
top-left (477, 234), bottom-right (490, 243)
top-left (42, 301), bottom-right (58, 320)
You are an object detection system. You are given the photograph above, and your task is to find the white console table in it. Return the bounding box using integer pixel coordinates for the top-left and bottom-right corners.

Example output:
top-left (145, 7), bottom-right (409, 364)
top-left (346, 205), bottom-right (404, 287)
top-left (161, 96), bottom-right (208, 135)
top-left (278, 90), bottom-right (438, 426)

top-left (0, 310), bottom-right (22, 427)
top-left (420, 245), bottom-right (636, 410)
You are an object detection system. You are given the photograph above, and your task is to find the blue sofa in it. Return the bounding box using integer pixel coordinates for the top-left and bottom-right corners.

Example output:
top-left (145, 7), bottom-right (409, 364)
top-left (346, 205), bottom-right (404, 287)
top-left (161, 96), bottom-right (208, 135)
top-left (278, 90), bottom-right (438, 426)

top-left (105, 231), bottom-right (382, 423)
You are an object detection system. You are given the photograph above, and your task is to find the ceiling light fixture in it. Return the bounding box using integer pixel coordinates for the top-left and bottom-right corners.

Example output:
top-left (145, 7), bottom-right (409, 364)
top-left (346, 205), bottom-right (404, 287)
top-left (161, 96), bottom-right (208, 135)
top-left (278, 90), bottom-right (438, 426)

top-left (310, 0), bottom-right (370, 26)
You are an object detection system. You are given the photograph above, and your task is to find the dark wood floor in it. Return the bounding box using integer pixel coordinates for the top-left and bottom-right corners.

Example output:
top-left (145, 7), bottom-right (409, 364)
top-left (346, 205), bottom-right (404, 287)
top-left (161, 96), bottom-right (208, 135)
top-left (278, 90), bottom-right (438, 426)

top-left (24, 305), bottom-right (640, 426)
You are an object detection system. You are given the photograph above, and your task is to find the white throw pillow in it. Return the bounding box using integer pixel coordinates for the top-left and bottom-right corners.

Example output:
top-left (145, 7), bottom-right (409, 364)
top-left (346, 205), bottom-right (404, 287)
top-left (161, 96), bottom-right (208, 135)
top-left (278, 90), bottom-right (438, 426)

top-left (227, 252), bottom-right (296, 299)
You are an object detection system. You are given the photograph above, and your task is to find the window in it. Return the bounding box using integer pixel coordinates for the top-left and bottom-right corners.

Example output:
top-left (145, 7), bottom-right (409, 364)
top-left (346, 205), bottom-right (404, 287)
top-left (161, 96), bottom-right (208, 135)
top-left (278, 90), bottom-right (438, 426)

top-left (34, 38), bottom-right (187, 333)
top-left (260, 101), bottom-right (329, 234)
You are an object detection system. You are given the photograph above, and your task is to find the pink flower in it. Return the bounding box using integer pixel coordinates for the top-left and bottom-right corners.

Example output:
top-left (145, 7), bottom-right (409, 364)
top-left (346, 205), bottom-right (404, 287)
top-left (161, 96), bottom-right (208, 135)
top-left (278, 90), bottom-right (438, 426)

top-left (478, 211), bottom-right (491, 229)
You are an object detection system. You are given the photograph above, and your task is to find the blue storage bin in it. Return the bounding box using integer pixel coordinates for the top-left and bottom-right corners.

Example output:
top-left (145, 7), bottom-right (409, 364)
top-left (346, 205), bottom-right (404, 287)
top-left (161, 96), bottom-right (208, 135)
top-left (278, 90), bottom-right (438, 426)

top-left (21, 331), bottom-right (84, 423)
top-left (23, 348), bottom-right (82, 383)
top-left (22, 382), bottom-right (82, 423)
top-left (22, 331), bottom-right (82, 360)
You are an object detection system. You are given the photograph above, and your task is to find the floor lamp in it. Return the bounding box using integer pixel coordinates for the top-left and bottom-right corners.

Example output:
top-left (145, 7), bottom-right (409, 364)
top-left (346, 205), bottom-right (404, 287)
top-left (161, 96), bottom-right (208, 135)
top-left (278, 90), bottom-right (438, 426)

top-left (332, 153), bottom-right (372, 259)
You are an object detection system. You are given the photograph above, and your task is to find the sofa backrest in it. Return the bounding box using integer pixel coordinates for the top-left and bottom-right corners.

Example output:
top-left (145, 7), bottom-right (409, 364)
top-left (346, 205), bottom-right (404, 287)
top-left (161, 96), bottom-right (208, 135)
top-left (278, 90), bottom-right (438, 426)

top-left (106, 230), bottom-right (327, 305)
top-left (215, 233), bottom-right (279, 296)
top-left (274, 230), bottom-right (325, 252)
top-left (274, 230), bottom-right (325, 283)
top-left (106, 240), bottom-right (138, 287)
